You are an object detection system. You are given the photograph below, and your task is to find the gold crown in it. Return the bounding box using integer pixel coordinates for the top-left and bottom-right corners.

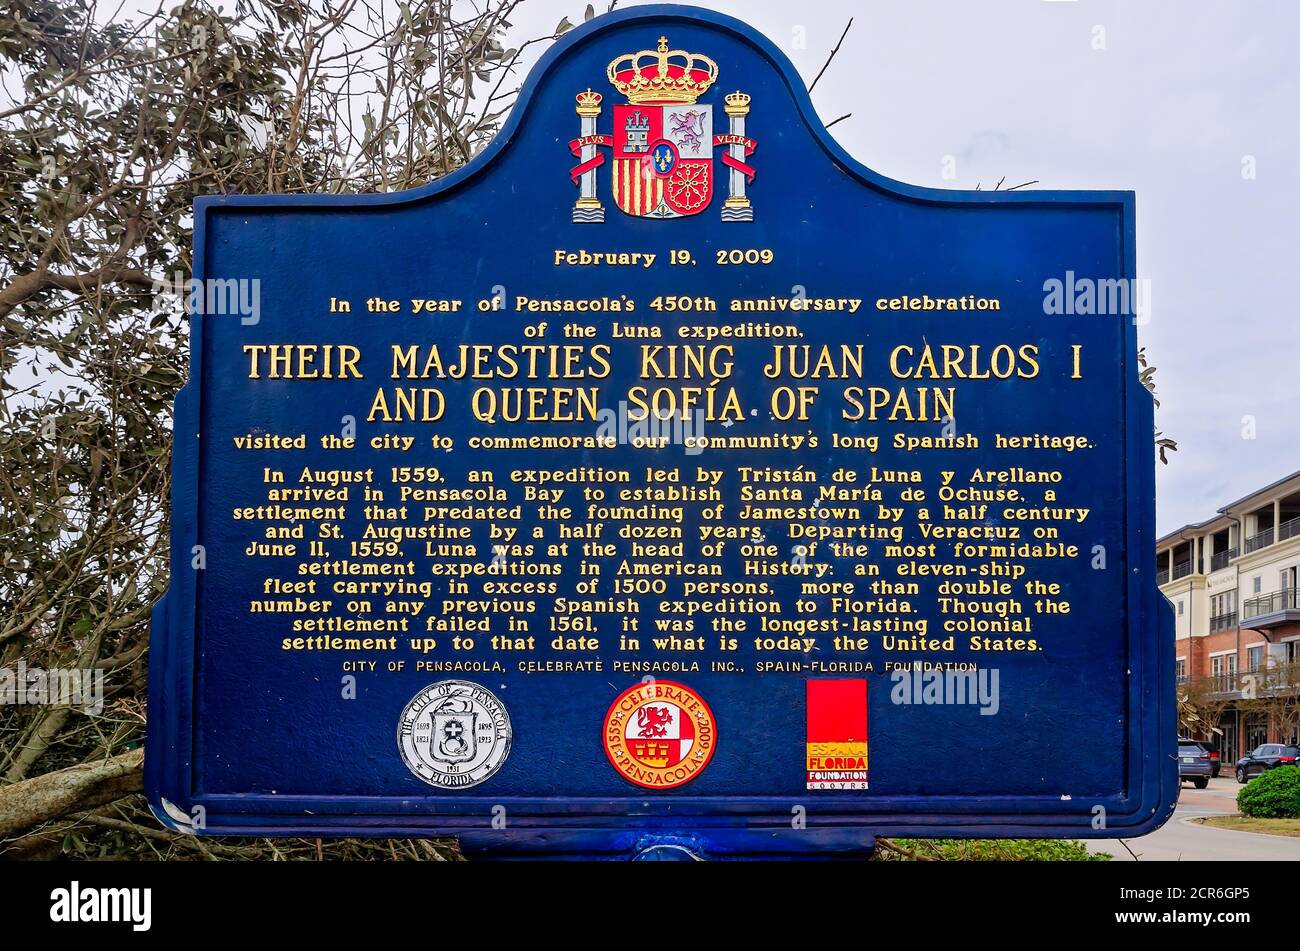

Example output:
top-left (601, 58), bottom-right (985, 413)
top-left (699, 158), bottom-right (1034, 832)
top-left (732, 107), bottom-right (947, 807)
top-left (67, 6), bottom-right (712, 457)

top-left (607, 36), bottom-right (718, 104)
top-left (575, 88), bottom-right (603, 115)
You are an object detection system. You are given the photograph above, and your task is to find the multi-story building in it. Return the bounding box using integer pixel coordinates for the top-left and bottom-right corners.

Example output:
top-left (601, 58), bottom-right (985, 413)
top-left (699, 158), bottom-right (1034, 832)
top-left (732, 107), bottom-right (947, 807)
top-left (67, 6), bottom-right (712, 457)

top-left (1161, 467), bottom-right (1300, 766)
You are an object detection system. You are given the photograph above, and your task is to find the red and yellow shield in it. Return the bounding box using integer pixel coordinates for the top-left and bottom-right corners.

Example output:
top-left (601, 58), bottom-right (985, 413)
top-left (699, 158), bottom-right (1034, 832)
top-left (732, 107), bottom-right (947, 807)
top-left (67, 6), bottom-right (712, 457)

top-left (612, 104), bottom-right (713, 218)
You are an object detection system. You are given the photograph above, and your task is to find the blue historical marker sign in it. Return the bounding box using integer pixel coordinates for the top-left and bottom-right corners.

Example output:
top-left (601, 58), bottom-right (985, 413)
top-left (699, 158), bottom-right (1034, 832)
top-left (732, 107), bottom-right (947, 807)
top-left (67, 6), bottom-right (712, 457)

top-left (147, 5), bottom-right (1176, 858)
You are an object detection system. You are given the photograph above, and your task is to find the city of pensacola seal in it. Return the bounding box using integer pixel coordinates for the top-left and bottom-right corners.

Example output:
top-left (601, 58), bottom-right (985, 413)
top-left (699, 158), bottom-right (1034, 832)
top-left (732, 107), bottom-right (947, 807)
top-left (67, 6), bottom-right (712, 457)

top-left (602, 680), bottom-right (716, 789)
top-left (397, 680), bottom-right (511, 789)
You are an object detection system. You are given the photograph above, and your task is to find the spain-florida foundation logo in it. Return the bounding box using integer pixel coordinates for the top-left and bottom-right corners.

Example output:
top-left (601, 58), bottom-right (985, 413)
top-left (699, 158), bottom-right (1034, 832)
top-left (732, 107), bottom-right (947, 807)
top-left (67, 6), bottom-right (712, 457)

top-left (806, 679), bottom-right (869, 790)
top-left (603, 680), bottom-right (716, 789)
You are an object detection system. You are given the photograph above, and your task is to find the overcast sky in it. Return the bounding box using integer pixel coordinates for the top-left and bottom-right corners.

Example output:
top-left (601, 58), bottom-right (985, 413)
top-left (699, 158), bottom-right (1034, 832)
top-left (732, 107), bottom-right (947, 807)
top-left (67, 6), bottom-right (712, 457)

top-left (505, 0), bottom-right (1300, 534)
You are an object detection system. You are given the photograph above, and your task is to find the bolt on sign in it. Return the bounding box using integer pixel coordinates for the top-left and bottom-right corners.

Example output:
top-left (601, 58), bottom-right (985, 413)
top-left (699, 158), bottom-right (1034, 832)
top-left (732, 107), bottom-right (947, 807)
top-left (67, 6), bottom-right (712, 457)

top-left (147, 5), bottom-right (1175, 858)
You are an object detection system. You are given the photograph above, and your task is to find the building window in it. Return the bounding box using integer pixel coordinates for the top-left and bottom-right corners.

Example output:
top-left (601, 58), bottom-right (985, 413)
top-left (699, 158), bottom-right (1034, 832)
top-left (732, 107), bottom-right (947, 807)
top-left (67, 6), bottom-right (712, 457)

top-left (1211, 654), bottom-right (1238, 678)
top-left (1176, 659), bottom-right (1186, 679)
top-left (1220, 710), bottom-right (1239, 764)
top-left (1245, 715), bottom-right (1268, 752)
top-left (1254, 576), bottom-right (1262, 593)
top-left (1249, 645), bottom-right (1264, 671)
top-left (1178, 600), bottom-right (1184, 616)
top-left (1211, 591), bottom-right (1237, 615)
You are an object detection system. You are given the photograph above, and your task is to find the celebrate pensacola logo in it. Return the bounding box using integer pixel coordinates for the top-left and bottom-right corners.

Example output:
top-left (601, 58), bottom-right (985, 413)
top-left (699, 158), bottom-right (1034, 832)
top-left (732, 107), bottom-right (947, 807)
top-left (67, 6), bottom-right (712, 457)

top-left (603, 680), bottom-right (717, 789)
top-left (568, 35), bottom-right (758, 222)
top-left (397, 680), bottom-right (511, 789)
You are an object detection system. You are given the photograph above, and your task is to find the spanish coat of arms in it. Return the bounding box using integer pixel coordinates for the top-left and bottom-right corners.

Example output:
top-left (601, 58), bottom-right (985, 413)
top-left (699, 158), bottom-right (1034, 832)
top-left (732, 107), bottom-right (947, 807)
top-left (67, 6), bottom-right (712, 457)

top-left (568, 36), bottom-right (757, 222)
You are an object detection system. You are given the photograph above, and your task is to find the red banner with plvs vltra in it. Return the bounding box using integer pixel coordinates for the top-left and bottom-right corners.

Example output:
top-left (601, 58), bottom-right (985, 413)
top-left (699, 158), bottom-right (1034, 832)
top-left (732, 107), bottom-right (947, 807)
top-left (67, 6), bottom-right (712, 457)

top-left (806, 680), bottom-right (869, 790)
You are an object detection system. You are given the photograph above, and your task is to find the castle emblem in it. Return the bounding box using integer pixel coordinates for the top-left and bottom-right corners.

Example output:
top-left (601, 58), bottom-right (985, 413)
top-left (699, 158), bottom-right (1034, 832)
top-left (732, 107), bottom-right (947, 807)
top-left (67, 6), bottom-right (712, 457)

top-left (568, 36), bottom-right (757, 222)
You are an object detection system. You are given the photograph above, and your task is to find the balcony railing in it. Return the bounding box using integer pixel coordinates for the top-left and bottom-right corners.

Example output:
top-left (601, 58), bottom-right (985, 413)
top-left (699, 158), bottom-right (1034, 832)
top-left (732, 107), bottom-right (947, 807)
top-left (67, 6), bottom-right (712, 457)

top-left (1210, 548), bottom-right (1237, 571)
top-left (1280, 516), bottom-right (1300, 543)
top-left (1186, 664), bottom-right (1300, 698)
top-left (1209, 611), bottom-right (1238, 632)
top-left (1208, 671), bottom-right (1238, 693)
top-left (1243, 587), bottom-right (1300, 621)
top-left (1245, 527), bottom-right (1274, 553)
top-left (1172, 560), bottom-right (1192, 580)
top-left (1179, 671), bottom-right (1239, 696)
top-left (1245, 663), bottom-right (1300, 693)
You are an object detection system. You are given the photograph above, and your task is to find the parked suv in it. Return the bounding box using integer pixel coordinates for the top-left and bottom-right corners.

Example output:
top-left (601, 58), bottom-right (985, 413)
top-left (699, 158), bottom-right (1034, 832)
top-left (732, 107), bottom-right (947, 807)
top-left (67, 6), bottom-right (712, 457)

top-left (1179, 739), bottom-right (1221, 777)
top-left (1234, 744), bottom-right (1300, 783)
top-left (1178, 741), bottom-right (1212, 789)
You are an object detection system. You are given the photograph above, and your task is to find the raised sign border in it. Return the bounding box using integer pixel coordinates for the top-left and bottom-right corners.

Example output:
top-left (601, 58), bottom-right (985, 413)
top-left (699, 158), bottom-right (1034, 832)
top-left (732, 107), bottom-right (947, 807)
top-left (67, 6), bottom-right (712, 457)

top-left (147, 3), bottom-right (1176, 858)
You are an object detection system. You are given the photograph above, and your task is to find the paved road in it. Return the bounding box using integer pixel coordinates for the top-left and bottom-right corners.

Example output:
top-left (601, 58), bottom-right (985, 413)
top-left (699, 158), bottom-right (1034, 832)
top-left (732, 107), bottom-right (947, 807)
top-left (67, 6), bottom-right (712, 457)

top-left (1087, 775), bottom-right (1300, 861)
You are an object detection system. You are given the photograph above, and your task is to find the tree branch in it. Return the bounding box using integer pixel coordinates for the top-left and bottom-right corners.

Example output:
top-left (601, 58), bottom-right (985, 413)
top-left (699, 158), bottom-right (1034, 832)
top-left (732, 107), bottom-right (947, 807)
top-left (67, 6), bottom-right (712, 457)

top-left (809, 18), bottom-right (853, 94)
top-left (0, 748), bottom-right (144, 838)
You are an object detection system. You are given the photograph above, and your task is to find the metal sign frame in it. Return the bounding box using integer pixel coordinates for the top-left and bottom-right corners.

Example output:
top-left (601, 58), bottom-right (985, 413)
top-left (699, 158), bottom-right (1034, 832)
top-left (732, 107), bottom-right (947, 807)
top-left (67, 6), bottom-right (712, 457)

top-left (147, 4), bottom-right (1176, 858)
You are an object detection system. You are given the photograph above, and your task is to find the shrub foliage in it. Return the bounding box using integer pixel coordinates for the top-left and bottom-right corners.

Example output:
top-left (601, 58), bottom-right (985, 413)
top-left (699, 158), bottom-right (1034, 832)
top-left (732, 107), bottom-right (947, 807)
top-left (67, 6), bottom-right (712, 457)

top-left (1237, 766), bottom-right (1300, 819)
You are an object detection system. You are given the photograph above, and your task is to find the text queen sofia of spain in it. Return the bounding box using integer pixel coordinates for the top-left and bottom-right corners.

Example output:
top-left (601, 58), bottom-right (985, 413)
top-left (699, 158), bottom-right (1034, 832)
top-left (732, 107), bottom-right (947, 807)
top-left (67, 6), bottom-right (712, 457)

top-left (568, 35), bottom-right (758, 222)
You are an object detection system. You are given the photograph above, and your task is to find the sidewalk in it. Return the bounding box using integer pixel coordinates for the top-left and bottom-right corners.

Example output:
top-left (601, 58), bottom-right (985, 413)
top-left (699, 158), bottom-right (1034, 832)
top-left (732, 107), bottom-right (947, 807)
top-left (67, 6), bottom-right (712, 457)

top-left (1088, 775), bottom-right (1300, 861)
